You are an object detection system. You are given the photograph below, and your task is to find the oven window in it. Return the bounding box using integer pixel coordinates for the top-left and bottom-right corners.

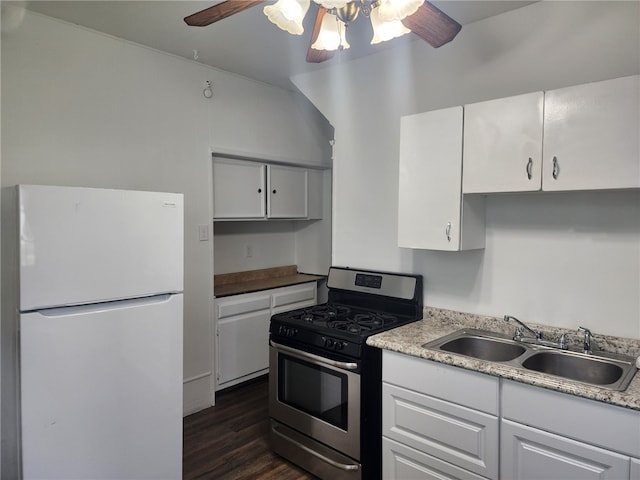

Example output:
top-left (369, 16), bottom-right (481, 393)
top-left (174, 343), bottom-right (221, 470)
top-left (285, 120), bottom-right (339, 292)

top-left (278, 354), bottom-right (348, 430)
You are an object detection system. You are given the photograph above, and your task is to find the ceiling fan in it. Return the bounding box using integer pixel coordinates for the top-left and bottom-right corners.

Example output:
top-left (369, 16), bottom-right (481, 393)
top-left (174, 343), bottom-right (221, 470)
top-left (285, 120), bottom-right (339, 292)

top-left (184, 0), bottom-right (462, 64)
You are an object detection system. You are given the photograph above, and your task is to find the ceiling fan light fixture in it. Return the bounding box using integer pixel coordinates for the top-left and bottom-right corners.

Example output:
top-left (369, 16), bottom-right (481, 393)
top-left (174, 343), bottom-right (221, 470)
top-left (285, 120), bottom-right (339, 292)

top-left (370, 6), bottom-right (411, 44)
top-left (335, 2), bottom-right (360, 24)
top-left (264, 0), bottom-right (311, 35)
top-left (377, 0), bottom-right (423, 22)
top-left (311, 12), bottom-right (350, 51)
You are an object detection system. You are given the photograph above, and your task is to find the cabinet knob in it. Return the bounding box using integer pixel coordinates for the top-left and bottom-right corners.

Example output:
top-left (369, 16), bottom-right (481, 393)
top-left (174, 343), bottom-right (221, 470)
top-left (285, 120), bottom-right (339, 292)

top-left (552, 156), bottom-right (560, 179)
top-left (526, 157), bottom-right (533, 180)
top-left (445, 222), bottom-right (452, 242)
top-left (258, 188), bottom-right (262, 193)
top-left (272, 189), bottom-right (277, 194)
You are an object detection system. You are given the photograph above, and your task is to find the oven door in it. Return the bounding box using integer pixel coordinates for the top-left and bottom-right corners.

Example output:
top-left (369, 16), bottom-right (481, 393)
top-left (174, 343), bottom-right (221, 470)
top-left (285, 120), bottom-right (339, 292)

top-left (269, 340), bottom-right (361, 461)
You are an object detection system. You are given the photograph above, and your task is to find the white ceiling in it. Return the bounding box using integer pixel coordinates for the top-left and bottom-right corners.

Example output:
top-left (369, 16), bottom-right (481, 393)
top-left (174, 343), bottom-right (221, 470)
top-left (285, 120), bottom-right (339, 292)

top-left (10, 1), bottom-right (536, 91)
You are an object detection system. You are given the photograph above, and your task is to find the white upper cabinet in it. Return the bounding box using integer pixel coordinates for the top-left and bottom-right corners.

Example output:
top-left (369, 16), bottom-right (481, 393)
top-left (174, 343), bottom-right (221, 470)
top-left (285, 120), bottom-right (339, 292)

top-left (267, 165), bottom-right (308, 218)
top-left (398, 106), bottom-right (485, 251)
top-left (543, 75), bottom-right (640, 191)
top-left (213, 158), bottom-right (266, 219)
top-left (213, 157), bottom-right (316, 220)
top-left (462, 75), bottom-right (639, 193)
top-left (463, 92), bottom-right (544, 193)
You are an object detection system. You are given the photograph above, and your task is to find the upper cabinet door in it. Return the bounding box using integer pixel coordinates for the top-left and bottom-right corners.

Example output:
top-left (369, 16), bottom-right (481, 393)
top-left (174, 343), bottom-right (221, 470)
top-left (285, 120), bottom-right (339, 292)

top-left (213, 159), bottom-right (266, 219)
top-left (267, 165), bottom-right (308, 218)
top-left (399, 106), bottom-right (465, 251)
top-left (463, 92), bottom-right (544, 193)
top-left (542, 75), bottom-right (640, 191)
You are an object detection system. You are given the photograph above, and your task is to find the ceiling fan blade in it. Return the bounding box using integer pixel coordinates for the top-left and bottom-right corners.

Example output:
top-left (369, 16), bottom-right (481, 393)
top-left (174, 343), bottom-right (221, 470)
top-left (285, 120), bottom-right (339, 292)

top-left (184, 0), bottom-right (264, 27)
top-left (307, 8), bottom-right (335, 63)
top-left (402, 1), bottom-right (462, 48)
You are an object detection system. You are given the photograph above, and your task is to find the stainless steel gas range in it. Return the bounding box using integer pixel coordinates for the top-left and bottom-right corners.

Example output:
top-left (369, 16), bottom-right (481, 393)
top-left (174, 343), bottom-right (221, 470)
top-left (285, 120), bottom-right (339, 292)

top-left (268, 267), bottom-right (423, 480)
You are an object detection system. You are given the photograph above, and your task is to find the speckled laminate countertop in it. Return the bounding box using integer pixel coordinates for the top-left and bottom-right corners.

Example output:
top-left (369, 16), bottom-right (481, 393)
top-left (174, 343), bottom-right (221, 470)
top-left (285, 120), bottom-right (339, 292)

top-left (214, 265), bottom-right (325, 297)
top-left (367, 307), bottom-right (640, 411)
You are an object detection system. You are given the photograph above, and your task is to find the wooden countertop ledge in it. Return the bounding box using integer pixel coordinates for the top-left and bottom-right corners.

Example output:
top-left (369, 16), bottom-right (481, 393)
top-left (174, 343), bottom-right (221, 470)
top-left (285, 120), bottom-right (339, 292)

top-left (214, 265), bottom-right (325, 298)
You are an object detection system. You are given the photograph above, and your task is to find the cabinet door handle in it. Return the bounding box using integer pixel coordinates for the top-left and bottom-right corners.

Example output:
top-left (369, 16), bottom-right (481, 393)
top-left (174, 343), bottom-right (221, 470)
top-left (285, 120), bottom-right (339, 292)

top-left (445, 222), bottom-right (452, 242)
top-left (552, 156), bottom-right (560, 179)
top-left (526, 157), bottom-right (533, 180)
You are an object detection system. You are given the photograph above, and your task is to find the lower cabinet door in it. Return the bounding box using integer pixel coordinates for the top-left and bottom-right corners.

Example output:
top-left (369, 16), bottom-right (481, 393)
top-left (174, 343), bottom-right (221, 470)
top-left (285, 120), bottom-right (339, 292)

top-left (631, 458), bottom-right (640, 479)
top-left (383, 383), bottom-right (499, 479)
top-left (501, 419), bottom-right (630, 480)
top-left (383, 437), bottom-right (489, 480)
top-left (217, 309), bottom-right (271, 384)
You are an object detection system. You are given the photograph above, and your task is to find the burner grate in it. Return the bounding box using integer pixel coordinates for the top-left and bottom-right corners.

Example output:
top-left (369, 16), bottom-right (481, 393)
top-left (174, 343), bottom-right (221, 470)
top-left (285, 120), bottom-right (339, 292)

top-left (328, 312), bottom-right (398, 335)
top-left (287, 304), bottom-right (351, 325)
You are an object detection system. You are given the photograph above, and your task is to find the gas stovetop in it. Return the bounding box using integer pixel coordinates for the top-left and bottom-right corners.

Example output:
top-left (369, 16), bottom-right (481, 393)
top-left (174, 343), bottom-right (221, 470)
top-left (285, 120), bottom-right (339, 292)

top-left (269, 267), bottom-right (423, 360)
top-left (272, 303), bottom-right (411, 337)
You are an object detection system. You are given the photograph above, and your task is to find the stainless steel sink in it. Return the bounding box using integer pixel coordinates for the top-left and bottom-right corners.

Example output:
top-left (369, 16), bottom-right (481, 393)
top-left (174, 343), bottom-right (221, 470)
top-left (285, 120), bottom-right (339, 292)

top-left (521, 350), bottom-right (636, 389)
top-left (423, 328), bottom-right (638, 391)
top-left (437, 332), bottom-right (527, 362)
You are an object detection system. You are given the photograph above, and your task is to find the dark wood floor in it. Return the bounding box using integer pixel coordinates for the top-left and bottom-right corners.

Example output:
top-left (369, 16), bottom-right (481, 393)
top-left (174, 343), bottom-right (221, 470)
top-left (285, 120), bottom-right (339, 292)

top-left (183, 375), bottom-right (317, 479)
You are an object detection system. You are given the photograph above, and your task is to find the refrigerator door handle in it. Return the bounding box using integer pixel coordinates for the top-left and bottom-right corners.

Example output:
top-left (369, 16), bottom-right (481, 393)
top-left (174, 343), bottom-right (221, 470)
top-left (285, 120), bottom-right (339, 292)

top-left (35, 293), bottom-right (176, 317)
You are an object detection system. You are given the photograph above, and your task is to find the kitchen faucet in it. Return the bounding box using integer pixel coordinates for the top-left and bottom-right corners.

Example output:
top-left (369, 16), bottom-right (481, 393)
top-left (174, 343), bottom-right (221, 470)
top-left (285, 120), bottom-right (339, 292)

top-left (503, 315), bottom-right (543, 340)
top-left (578, 326), bottom-right (593, 354)
top-left (503, 315), bottom-right (569, 350)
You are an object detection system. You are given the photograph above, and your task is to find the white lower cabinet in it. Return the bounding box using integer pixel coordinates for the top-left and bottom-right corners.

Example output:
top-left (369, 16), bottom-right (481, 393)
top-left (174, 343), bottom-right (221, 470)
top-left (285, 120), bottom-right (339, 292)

top-left (501, 419), bottom-right (630, 480)
top-left (501, 380), bottom-right (639, 480)
top-left (382, 351), bottom-right (640, 480)
top-left (383, 437), bottom-right (489, 480)
top-left (382, 351), bottom-right (499, 480)
top-left (631, 458), bottom-right (640, 479)
top-left (215, 282), bottom-right (317, 390)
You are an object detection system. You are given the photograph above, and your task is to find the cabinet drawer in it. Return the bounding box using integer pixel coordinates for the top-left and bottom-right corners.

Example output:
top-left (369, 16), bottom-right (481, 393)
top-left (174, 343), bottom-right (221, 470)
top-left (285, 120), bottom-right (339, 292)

top-left (383, 351), bottom-right (499, 414)
top-left (383, 437), bottom-right (489, 480)
top-left (502, 380), bottom-right (640, 457)
top-left (501, 419), bottom-right (630, 480)
top-left (217, 292), bottom-right (271, 319)
top-left (271, 283), bottom-right (316, 312)
top-left (383, 383), bottom-right (498, 479)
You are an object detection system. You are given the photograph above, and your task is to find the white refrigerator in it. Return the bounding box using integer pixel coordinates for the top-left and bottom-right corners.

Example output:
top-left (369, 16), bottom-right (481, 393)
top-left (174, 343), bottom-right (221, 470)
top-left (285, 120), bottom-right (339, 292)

top-left (11, 185), bottom-right (183, 479)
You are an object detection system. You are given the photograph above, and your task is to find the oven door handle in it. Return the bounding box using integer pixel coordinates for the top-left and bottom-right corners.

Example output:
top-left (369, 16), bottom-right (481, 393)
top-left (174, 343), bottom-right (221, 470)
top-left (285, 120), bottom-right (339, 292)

top-left (269, 340), bottom-right (359, 371)
top-left (271, 423), bottom-right (360, 472)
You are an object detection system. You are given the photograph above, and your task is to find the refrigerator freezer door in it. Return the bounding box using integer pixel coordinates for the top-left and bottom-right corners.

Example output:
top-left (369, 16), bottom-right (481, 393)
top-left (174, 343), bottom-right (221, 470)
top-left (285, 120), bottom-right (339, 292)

top-left (20, 293), bottom-right (183, 480)
top-left (18, 185), bottom-right (184, 311)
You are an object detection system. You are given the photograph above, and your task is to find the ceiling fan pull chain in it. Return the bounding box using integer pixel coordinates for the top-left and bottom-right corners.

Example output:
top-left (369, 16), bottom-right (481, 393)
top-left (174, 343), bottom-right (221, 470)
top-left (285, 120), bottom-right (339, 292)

top-left (336, 14), bottom-right (345, 51)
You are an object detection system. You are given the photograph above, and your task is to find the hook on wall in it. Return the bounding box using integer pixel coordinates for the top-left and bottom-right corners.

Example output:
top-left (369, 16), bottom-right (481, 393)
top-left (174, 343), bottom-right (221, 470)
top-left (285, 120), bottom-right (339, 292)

top-left (203, 81), bottom-right (213, 99)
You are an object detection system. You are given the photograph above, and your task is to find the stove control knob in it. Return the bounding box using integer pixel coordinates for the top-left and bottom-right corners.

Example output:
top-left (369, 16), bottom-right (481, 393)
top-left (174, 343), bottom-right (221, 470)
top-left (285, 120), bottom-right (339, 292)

top-left (326, 338), bottom-right (334, 348)
top-left (336, 341), bottom-right (347, 351)
top-left (279, 326), bottom-right (297, 337)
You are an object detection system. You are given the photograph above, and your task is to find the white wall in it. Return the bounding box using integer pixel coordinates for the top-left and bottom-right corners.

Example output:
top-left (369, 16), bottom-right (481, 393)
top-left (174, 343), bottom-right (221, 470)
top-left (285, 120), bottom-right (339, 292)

top-left (1, 8), bottom-right (331, 476)
top-left (292, 1), bottom-right (640, 338)
top-left (214, 221), bottom-right (297, 273)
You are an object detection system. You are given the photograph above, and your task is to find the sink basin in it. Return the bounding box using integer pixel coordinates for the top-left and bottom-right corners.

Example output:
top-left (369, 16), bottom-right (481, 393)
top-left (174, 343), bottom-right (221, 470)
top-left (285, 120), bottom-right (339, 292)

top-left (521, 351), bottom-right (633, 388)
top-left (423, 329), bottom-right (527, 362)
top-left (422, 328), bottom-right (638, 391)
top-left (439, 335), bottom-right (527, 362)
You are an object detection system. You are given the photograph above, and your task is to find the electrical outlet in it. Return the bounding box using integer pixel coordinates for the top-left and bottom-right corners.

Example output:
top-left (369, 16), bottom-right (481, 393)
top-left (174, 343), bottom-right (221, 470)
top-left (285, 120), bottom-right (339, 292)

top-left (245, 244), bottom-right (253, 258)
